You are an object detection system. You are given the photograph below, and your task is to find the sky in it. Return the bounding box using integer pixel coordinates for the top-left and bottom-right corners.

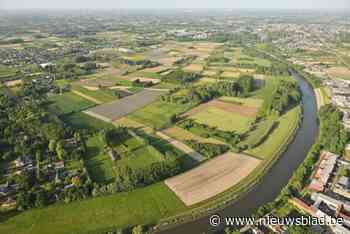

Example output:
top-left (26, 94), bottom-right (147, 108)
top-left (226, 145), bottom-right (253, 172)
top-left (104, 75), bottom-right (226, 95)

top-left (0, 0), bottom-right (349, 10)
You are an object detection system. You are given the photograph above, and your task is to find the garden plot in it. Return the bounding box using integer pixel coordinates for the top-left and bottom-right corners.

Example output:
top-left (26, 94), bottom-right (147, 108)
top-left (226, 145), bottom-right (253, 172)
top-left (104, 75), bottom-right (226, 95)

top-left (165, 152), bottom-right (261, 206)
top-left (84, 89), bottom-right (166, 122)
top-left (326, 66), bottom-right (350, 79)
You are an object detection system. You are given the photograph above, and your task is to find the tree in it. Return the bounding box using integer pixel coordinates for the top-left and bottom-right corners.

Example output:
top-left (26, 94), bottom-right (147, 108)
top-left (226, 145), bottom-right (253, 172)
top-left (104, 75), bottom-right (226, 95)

top-left (35, 190), bottom-right (48, 208)
top-left (55, 142), bottom-right (66, 160)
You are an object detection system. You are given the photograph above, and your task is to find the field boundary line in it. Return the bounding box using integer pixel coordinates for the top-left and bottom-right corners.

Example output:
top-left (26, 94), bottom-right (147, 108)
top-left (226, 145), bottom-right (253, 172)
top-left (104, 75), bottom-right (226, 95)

top-left (72, 90), bottom-right (103, 104)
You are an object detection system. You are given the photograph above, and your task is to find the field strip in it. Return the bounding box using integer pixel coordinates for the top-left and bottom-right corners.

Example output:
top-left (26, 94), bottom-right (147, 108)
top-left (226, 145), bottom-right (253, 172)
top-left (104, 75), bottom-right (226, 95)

top-left (83, 110), bottom-right (113, 123)
top-left (165, 152), bottom-right (261, 206)
top-left (85, 89), bottom-right (167, 122)
top-left (314, 88), bottom-right (324, 111)
top-left (156, 131), bottom-right (205, 162)
top-left (72, 90), bottom-right (103, 104)
top-left (109, 86), bottom-right (170, 92)
top-left (182, 99), bottom-right (258, 118)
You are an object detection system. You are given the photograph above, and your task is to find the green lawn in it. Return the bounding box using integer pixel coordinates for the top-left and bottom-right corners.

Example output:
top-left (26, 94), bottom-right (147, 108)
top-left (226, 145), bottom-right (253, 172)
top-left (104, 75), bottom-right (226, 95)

top-left (62, 112), bottom-right (115, 132)
top-left (192, 107), bottom-right (253, 133)
top-left (247, 106), bottom-right (301, 159)
top-left (129, 101), bottom-right (191, 129)
top-left (72, 85), bottom-right (119, 103)
top-left (0, 183), bottom-right (186, 234)
top-left (48, 92), bottom-right (95, 115)
top-left (85, 135), bottom-right (116, 184)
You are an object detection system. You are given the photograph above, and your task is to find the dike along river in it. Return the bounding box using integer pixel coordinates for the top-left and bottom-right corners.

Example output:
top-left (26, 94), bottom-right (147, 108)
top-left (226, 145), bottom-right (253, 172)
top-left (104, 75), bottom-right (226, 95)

top-left (161, 69), bottom-right (319, 234)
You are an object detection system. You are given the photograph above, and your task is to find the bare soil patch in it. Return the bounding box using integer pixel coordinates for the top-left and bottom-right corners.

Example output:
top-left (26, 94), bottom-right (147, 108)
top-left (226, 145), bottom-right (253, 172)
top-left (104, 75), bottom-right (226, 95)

top-left (165, 152), bottom-right (261, 206)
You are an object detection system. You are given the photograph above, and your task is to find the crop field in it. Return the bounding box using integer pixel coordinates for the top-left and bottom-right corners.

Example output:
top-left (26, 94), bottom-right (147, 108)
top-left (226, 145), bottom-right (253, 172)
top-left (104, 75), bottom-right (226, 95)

top-left (72, 85), bottom-right (119, 103)
top-left (221, 71), bottom-right (241, 79)
top-left (62, 112), bottom-right (115, 131)
top-left (85, 90), bottom-right (167, 122)
top-left (219, 96), bottom-right (263, 109)
top-left (163, 127), bottom-right (224, 145)
top-left (326, 66), bottom-right (350, 79)
top-left (129, 101), bottom-right (192, 129)
top-left (48, 92), bottom-right (96, 115)
top-left (183, 64), bottom-right (203, 72)
top-left (247, 106), bottom-right (301, 159)
top-left (113, 135), bottom-right (164, 170)
top-left (0, 183), bottom-right (186, 234)
top-left (114, 117), bottom-right (153, 133)
top-left (165, 152), bottom-right (261, 206)
top-left (184, 99), bottom-right (259, 118)
top-left (85, 135), bottom-right (116, 184)
top-left (191, 107), bottom-right (253, 133)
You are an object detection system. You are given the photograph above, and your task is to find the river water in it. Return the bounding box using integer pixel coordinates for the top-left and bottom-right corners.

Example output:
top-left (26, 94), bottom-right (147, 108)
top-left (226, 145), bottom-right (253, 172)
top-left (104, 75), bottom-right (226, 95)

top-left (161, 69), bottom-right (319, 234)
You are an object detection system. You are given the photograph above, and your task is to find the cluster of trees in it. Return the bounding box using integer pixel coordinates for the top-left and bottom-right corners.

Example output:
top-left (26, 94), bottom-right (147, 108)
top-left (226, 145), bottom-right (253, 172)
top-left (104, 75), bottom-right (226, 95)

top-left (114, 158), bottom-right (181, 192)
top-left (174, 55), bottom-right (197, 66)
top-left (178, 119), bottom-right (241, 148)
top-left (259, 79), bottom-right (301, 116)
top-left (132, 79), bottom-right (154, 88)
top-left (185, 140), bottom-right (229, 159)
top-left (319, 104), bottom-right (349, 155)
top-left (161, 69), bottom-right (200, 85)
top-left (16, 170), bottom-right (92, 210)
top-left (162, 77), bottom-right (254, 105)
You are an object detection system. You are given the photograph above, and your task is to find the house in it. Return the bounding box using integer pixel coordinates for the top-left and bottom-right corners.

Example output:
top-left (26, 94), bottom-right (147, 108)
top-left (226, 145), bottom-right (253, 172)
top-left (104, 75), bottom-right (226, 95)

top-left (308, 151), bottom-right (338, 192)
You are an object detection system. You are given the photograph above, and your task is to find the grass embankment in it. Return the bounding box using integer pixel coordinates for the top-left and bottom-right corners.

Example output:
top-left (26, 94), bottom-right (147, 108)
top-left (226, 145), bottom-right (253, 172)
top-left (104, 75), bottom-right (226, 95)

top-left (0, 183), bottom-right (187, 234)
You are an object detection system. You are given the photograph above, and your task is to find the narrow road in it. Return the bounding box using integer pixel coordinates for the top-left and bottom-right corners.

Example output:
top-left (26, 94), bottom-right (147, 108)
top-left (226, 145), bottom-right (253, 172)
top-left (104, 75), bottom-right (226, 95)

top-left (156, 131), bottom-right (205, 162)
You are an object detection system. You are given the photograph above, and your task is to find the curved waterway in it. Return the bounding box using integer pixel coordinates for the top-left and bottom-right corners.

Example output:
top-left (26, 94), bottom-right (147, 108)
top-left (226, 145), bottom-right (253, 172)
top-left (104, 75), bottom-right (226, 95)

top-left (161, 69), bottom-right (319, 234)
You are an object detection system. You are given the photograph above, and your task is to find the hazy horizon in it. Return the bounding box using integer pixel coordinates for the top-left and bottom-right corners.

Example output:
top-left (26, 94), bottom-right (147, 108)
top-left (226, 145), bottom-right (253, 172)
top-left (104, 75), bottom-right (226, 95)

top-left (1, 0), bottom-right (349, 10)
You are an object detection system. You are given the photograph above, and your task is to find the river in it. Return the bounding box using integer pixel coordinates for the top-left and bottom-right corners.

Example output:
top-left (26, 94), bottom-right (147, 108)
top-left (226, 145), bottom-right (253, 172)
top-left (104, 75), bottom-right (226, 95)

top-left (160, 69), bottom-right (319, 234)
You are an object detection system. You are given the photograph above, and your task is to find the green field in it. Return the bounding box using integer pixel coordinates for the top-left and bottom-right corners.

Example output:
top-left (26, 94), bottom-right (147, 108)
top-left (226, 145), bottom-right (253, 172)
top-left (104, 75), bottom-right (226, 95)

top-left (240, 117), bottom-right (276, 149)
top-left (0, 183), bottom-right (186, 234)
top-left (62, 112), bottom-right (115, 131)
top-left (85, 135), bottom-right (116, 184)
top-left (219, 96), bottom-right (263, 108)
top-left (72, 85), bottom-right (119, 103)
top-left (129, 101), bottom-right (191, 129)
top-left (192, 107), bottom-right (253, 133)
top-left (114, 135), bottom-right (164, 170)
top-left (48, 92), bottom-right (95, 115)
top-left (0, 65), bottom-right (19, 80)
top-left (85, 131), bottom-right (165, 184)
top-left (247, 106), bottom-right (301, 159)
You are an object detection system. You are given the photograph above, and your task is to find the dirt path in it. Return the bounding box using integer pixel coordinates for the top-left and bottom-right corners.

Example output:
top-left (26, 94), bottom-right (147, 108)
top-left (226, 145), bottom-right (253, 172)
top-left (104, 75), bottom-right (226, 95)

top-left (72, 90), bottom-right (103, 104)
top-left (156, 131), bottom-right (205, 162)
